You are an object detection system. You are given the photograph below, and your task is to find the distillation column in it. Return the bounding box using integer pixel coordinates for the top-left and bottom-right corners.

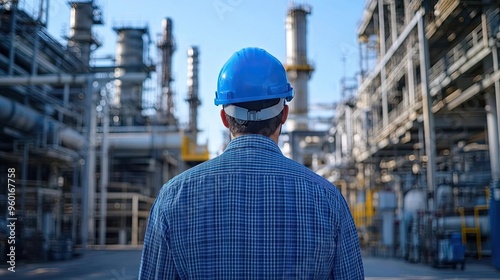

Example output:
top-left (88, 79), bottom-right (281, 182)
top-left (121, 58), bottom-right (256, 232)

top-left (113, 26), bottom-right (149, 125)
top-left (284, 4), bottom-right (314, 131)
top-left (157, 17), bottom-right (177, 125)
top-left (186, 46), bottom-right (201, 140)
top-left (67, 1), bottom-right (102, 66)
top-left (67, 0), bottom-right (102, 248)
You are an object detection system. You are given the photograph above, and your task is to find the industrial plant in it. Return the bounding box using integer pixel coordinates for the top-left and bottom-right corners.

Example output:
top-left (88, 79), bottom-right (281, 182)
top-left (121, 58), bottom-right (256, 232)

top-left (281, 0), bottom-right (500, 270)
top-left (309, 0), bottom-right (500, 270)
top-left (0, 0), bottom-right (208, 261)
top-left (0, 0), bottom-right (499, 272)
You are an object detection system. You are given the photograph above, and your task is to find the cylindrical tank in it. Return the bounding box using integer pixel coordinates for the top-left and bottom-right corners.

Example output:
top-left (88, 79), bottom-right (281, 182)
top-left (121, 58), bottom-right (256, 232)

top-left (285, 7), bottom-right (309, 67)
top-left (404, 189), bottom-right (427, 214)
top-left (113, 27), bottom-right (148, 125)
top-left (285, 5), bottom-right (313, 131)
top-left (115, 28), bottom-right (145, 68)
top-left (69, 2), bottom-right (93, 39)
top-left (401, 189), bottom-right (427, 260)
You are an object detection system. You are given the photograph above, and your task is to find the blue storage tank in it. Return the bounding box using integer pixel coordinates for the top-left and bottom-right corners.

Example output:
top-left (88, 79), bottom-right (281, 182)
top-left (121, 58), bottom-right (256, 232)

top-left (450, 232), bottom-right (465, 262)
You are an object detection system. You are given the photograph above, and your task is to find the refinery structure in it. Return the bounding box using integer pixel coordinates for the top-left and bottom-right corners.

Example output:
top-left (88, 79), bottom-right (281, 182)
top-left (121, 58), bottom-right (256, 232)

top-left (316, 0), bottom-right (500, 269)
top-left (0, 0), bottom-right (208, 261)
top-left (0, 0), bottom-right (499, 270)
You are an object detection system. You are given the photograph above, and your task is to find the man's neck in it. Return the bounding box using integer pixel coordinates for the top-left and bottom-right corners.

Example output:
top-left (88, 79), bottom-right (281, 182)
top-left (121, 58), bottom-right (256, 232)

top-left (231, 127), bottom-right (281, 144)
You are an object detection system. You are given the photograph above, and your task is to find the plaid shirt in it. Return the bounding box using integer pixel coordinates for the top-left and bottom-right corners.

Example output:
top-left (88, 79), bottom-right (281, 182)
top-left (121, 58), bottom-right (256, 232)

top-left (139, 134), bottom-right (364, 279)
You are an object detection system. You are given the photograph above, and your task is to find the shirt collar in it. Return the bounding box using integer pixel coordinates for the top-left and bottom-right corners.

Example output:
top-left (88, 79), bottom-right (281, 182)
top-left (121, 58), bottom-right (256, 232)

top-left (224, 134), bottom-right (283, 155)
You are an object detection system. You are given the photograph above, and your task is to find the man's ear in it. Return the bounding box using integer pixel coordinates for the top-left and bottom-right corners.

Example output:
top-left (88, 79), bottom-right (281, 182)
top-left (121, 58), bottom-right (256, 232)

top-left (220, 109), bottom-right (230, 128)
top-left (281, 104), bottom-right (289, 124)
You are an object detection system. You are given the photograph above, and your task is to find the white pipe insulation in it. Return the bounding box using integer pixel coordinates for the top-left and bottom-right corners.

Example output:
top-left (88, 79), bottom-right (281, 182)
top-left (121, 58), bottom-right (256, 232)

top-left (1, 95), bottom-right (181, 151)
top-left (59, 127), bottom-right (86, 150)
top-left (0, 72), bottom-right (148, 86)
top-left (0, 94), bottom-right (40, 132)
top-left (105, 132), bottom-right (181, 150)
top-left (0, 95), bottom-right (85, 150)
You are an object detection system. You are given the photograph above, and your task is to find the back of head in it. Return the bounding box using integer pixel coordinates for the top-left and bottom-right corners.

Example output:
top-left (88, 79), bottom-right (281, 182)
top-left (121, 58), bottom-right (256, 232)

top-left (215, 47), bottom-right (294, 136)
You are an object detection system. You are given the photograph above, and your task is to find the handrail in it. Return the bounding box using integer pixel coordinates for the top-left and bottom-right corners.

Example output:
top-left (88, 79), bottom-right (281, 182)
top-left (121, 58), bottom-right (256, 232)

top-left (458, 204), bottom-right (489, 259)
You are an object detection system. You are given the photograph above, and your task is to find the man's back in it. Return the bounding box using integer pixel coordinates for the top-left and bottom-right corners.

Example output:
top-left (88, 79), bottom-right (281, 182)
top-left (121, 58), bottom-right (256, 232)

top-left (139, 135), bottom-right (364, 279)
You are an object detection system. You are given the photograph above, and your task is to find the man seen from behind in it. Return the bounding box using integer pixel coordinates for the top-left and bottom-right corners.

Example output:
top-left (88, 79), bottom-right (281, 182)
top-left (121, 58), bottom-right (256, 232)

top-left (139, 47), bottom-right (364, 279)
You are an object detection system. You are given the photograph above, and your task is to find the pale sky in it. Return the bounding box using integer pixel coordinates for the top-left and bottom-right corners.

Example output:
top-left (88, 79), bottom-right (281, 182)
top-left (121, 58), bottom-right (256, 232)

top-left (45, 0), bottom-right (366, 156)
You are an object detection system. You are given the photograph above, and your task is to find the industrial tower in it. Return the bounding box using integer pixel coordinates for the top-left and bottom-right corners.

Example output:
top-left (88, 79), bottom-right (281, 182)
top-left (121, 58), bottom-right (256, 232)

top-left (186, 46), bottom-right (201, 140)
top-left (157, 17), bottom-right (177, 126)
top-left (112, 25), bottom-right (150, 126)
top-left (67, 1), bottom-right (103, 67)
top-left (281, 3), bottom-right (324, 167)
top-left (284, 4), bottom-right (314, 132)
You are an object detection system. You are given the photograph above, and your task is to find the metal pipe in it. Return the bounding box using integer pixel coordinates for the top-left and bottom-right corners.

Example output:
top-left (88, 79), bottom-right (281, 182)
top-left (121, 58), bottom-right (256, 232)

top-left (59, 127), bottom-right (85, 150)
top-left (418, 9), bottom-right (437, 212)
top-left (378, 0), bottom-right (389, 127)
top-left (8, 0), bottom-right (18, 75)
top-left (132, 195), bottom-right (138, 246)
top-left (494, 40), bottom-right (500, 263)
top-left (0, 95), bottom-right (40, 132)
top-left (81, 77), bottom-right (95, 250)
top-left (0, 72), bottom-right (148, 86)
top-left (407, 38), bottom-right (415, 104)
top-left (381, 65), bottom-right (388, 127)
top-left (31, 24), bottom-right (41, 75)
top-left (346, 106), bottom-right (353, 156)
top-left (72, 162), bottom-right (79, 246)
top-left (492, 42), bottom-right (500, 179)
top-left (60, 83), bottom-right (70, 122)
top-left (490, 39), bottom-right (500, 266)
top-left (390, 0), bottom-right (397, 42)
top-left (99, 93), bottom-right (109, 247)
top-left (105, 132), bottom-right (181, 150)
top-left (446, 70), bottom-right (500, 110)
top-left (377, 0), bottom-right (386, 57)
top-left (486, 92), bottom-right (500, 179)
top-left (0, 95), bottom-right (86, 149)
top-left (437, 216), bottom-right (490, 235)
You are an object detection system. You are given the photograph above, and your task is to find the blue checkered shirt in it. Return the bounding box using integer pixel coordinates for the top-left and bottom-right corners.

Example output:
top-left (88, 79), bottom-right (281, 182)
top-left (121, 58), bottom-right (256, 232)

top-left (139, 135), bottom-right (364, 279)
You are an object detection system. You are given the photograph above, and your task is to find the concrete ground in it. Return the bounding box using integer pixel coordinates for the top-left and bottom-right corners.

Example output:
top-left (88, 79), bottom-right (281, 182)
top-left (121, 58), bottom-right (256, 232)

top-left (0, 248), bottom-right (498, 279)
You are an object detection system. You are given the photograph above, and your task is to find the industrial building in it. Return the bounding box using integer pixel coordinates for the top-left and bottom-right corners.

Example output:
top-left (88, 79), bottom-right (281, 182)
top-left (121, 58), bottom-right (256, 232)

top-left (0, 0), bottom-right (208, 261)
top-left (312, 0), bottom-right (500, 269)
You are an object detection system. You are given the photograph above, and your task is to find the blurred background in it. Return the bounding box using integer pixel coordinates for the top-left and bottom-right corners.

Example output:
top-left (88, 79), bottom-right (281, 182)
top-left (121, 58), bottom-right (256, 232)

top-left (0, 0), bottom-right (500, 278)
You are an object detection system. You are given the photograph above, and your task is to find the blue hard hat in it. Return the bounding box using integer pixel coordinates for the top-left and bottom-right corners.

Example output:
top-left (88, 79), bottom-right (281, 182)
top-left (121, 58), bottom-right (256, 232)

top-left (214, 47), bottom-right (294, 106)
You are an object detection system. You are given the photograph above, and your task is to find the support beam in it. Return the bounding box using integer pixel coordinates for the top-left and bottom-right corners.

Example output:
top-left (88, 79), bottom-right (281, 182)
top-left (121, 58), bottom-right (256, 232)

top-left (132, 195), bottom-right (139, 246)
top-left (99, 90), bottom-right (109, 247)
top-left (418, 9), bottom-right (437, 212)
